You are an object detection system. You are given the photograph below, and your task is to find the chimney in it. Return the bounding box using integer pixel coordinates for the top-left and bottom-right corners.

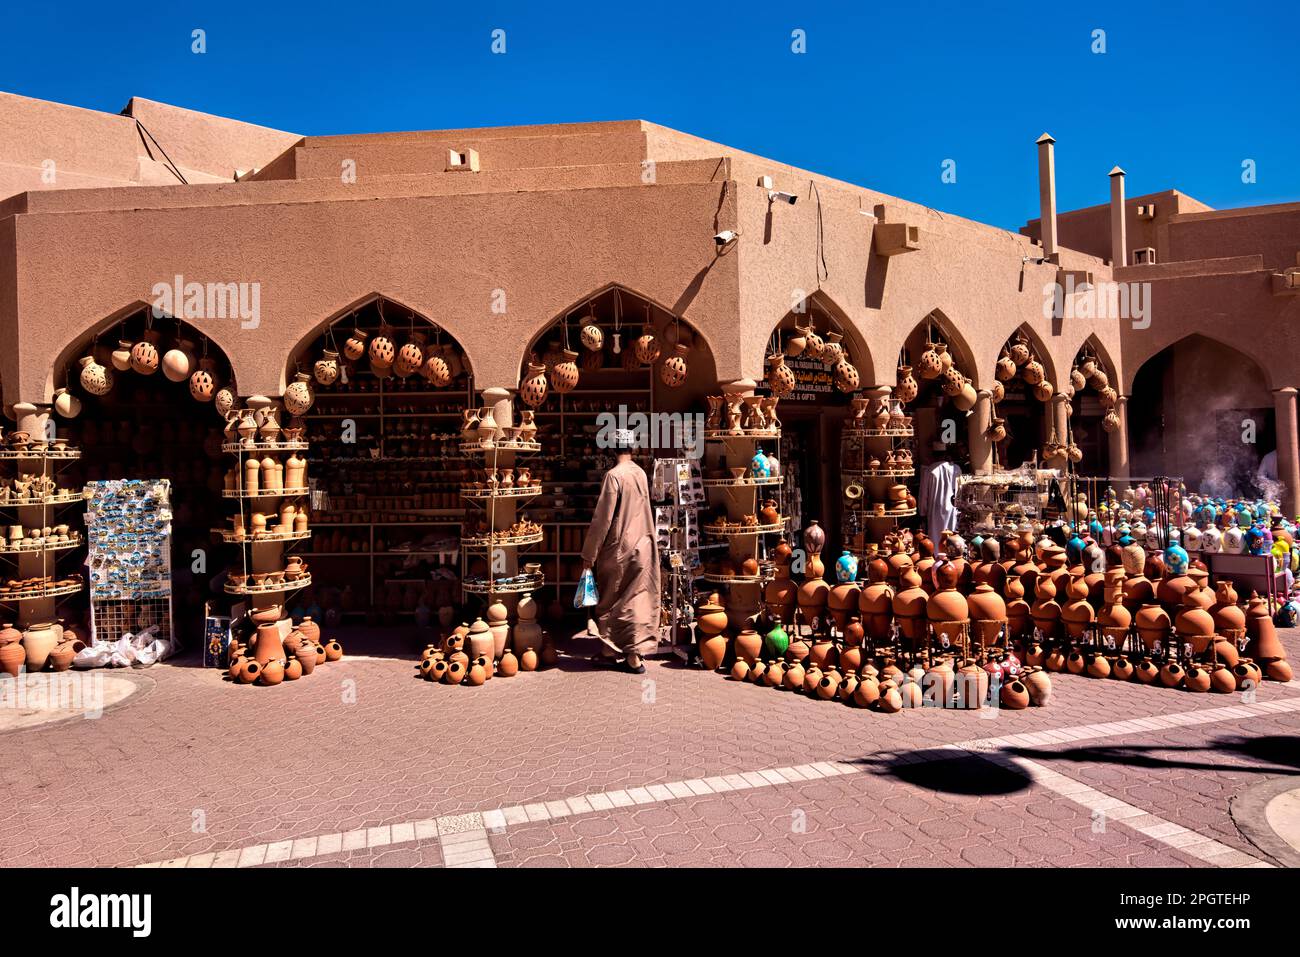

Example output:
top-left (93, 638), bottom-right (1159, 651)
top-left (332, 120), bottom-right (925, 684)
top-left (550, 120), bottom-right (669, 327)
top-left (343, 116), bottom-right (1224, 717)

top-left (1036, 133), bottom-right (1058, 263)
top-left (1108, 166), bottom-right (1127, 268)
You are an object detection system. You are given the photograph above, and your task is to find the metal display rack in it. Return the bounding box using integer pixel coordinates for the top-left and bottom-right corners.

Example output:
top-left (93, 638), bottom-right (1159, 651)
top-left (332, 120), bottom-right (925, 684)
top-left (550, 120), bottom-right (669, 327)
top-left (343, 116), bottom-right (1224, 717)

top-left (85, 478), bottom-right (173, 644)
top-left (0, 443), bottom-right (86, 624)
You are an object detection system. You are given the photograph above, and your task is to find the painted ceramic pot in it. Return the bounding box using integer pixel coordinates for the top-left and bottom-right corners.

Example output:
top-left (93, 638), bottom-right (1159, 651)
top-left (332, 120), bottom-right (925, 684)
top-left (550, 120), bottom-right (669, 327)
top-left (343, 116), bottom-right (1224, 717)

top-left (835, 550), bottom-right (859, 583)
top-left (802, 519), bottom-right (825, 555)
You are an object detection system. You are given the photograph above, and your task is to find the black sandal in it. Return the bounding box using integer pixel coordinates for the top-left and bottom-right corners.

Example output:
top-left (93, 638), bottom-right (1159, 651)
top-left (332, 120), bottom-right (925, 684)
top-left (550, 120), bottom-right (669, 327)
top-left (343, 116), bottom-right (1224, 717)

top-left (587, 653), bottom-right (623, 670)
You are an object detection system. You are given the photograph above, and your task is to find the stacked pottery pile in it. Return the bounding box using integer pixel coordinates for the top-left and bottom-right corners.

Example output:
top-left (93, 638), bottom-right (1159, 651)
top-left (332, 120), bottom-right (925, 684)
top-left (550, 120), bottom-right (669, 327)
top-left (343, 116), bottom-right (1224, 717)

top-left (415, 591), bottom-right (554, 685)
top-left (0, 620), bottom-right (88, 675)
top-left (227, 616), bottom-right (342, 686)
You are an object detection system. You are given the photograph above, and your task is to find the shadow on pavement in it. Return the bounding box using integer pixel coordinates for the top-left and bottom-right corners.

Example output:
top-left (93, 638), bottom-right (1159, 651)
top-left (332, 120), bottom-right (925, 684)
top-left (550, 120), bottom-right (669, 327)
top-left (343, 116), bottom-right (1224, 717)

top-left (1005, 734), bottom-right (1300, 776)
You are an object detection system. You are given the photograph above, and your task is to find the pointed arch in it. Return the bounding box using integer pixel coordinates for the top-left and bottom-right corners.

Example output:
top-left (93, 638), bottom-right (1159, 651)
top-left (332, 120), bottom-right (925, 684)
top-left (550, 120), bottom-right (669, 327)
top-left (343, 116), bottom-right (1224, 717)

top-left (519, 283), bottom-right (718, 390)
top-left (759, 291), bottom-right (875, 388)
top-left (1124, 331), bottom-right (1273, 396)
top-left (998, 322), bottom-right (1059, 392)
top-left (904, 309), bottom-right (980, 389)
top-left (1073, 333), bottom-right (1118, 386)
top-left (46, 300), bottom-right (244, 403)
top-left (283, 292), bottom-right (476, 391)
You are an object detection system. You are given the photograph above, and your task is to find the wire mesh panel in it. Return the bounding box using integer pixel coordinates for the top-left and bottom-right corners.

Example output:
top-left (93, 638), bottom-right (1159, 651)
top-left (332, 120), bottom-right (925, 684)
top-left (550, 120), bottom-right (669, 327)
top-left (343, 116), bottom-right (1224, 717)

top-left (84, 479), bottom-right (174, 644)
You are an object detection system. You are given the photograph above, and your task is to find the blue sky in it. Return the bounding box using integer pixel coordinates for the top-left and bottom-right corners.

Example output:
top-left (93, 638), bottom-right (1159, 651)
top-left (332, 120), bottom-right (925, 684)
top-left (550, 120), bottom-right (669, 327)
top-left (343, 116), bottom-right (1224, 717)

top-left (3, 2), bottom-right (1295, 228)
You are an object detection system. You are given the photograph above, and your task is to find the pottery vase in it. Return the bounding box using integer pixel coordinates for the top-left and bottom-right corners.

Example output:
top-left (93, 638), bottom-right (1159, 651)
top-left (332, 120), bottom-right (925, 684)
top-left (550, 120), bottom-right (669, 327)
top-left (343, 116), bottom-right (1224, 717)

top-left (21, 621), bottom-right (59, 671)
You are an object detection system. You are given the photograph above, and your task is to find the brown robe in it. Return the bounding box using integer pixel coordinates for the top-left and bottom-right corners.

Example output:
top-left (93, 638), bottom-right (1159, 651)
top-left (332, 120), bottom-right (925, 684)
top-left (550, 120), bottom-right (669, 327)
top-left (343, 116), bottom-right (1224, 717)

top-left (580, 458), bottom-right (661, 658)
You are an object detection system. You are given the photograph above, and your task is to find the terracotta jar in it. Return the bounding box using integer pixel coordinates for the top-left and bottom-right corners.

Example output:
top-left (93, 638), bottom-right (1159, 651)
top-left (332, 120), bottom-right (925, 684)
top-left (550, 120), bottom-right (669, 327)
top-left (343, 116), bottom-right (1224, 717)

top-left (1029, 577), bottom-right (1062, 640)
top-left (1210, 581), bottom-right (1247, 636)
top-left (1022, 667), bottom-right (1052, 706)
top-left (1085, 651), bottom-right (1111, 679)
top-left (734, 627), bottom-right (762, 666)
top-left (699, 629), bottom-right (727, 672)
top-left (1159, 661), bottom-right (1185, 688)
top-left (895, 366), bottom-right (918, 404)
top-left (551, 350), bottom-right (581, 394)
top-left (1060, 576), bottom-right (1095, 639)
top-left (968, 583), bottom-right (1008, 645)
top-left (892, 568), bottom-right (929, 644)
top-left (828, 581), bottom-right (860, 631)
top-left (696, 594), bottom-right (729, 636)
top-left (1183, 664), bottom-right (1211, 693)
top-left (260, 658), bottom-right (285, 686)
top-left (21, 621), bottom-right (60, 671)
top-left (1099, 581), bottom-right (1132, 645)
top-left (1005, 576), bottom-right (1031, 640)
top-left (858, 561), bottom-right (894, 640)
top-left (1174, 595), bottom-right (1216, 654)
top-left (1000, 676), bottom-right (1030, 709)
top-left (1245, 594), bottom-right (1286, 661)
top-left (1134, 657), bottom-right (1159, 684)
top-left (797, 576), bottom-right (829, 622)
top-left (1134, 603), bottom-right (1172, 651)
top-left (1209, 664), bottom-right (1237, 694)
top-left (325, 639), bottom-right (343, 662)
top-left (520, 362), bottom-right (549, 408)
top-left (1044, 648), bottom-right (1067, 673)
top-left (764, 660), bottom-right (786, 688)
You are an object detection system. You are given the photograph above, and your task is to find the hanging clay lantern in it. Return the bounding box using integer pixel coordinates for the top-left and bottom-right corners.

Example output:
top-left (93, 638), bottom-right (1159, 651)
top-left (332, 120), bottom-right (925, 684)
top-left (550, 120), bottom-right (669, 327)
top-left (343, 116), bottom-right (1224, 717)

top-left (551, 350), bottom-right (580, 394)
top-left (766, 353), bottom-right (796, 397)
top-left (833, 358), bottom-right (860, 393)
top-left (1103, 410), bottom-right (1121, 433)
top-left (314, 348), bottom-right (340, 386)
top-left (941, 366), bottom-right (964, 397)
top-left (803, 328), bottom-right (824, 360)
top-left (1009, 339), bottom-right (1031, 366)
top-left (283, 371), bottom-right (315, 416)
top-left (659, 343), bottom-right (689, 388)
top-left (1099, 387), bottom-right (1118, 409)
top-left (130, 330), bottom-right (161, 375)
top-left (215, 385), bottom-right (236, 417)
top-left (394, 339), bottom-right (424, 378)
top-left (53, 387), bottom-right (82, 418)
top-left (634, 326), bottom-right (660, 364)
top-left (987, 417), bottom-right (1007, 442)
top-left (1070, 367), bottom-right (1086, 392)
top-left (581, 347), bottom-right (603, 372)
top-left (580, 324), bottom-right (604, 352)
top-left (917, 343), bottom-right (943, 380)
top-left (784, 327), bottom-right (807, 357)
top-left (422, 352), bottom-right (451, 387)
top-left (620, 344), bottom-right (641, 372)
top-left (995, 353), bottom-right (1017, 381)
top-left (162, 338), bottom-right (195, 382)
top-left (895, 365), bottom-right (918, 403)
top-left (79, 354), bottom-right (113, 396)
top-left (822, 331), bottom-right (845, 367)
top-left (1021, 359), bottom-right (1044, 386)
top-left (990, 380), bottom-right (1005, 403)
top-left (369, 324), bottom-right (395, 369)
top-left (189, 357), bottom-right (219, 402)
top-left (111, 339), bottom-right (133, 372)
top-left (1034, 380), bottom-right (1054, 402)
top-left (952, 378), bottom-right (978, 411)
top-left (343, 328), bottom-right (368, 361)
top-left (1089, 370), bottom-right (1110, 391)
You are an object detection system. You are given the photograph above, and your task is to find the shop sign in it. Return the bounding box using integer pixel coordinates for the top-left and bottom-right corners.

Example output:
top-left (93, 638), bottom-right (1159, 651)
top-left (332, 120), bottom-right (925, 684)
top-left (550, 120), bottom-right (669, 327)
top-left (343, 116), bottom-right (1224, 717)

top-left (783, 355), bottom-right (851, 405)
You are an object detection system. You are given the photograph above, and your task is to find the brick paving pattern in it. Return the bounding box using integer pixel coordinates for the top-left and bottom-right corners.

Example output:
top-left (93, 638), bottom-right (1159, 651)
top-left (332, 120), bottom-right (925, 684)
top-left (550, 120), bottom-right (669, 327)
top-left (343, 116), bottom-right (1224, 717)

top-left (1, 628), bottom-right (1296, 868)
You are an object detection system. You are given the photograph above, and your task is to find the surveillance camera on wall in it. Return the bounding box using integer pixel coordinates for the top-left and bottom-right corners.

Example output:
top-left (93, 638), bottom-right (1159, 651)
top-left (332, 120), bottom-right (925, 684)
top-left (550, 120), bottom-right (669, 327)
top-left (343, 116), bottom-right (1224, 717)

top-left (714, 230), bottom-right (739, 247)
top-left (767, 190), bottom-right (797, 205)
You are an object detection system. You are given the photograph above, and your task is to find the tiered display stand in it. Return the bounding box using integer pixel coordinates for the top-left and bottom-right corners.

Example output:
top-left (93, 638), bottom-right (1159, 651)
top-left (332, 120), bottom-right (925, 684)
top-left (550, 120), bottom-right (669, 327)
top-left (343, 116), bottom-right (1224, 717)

top-left (459, 391), bottom-right (546, 617)
top-left (842, 385), bottom-right (917, 553)
top-left (220, 398), bottom-right (312, 614)
top-left (0, 441), bottom-right (86, 645)
top-left (85, 479), bottom-right (173, 644)
top-left (701, 384), bottom-right (784, 632)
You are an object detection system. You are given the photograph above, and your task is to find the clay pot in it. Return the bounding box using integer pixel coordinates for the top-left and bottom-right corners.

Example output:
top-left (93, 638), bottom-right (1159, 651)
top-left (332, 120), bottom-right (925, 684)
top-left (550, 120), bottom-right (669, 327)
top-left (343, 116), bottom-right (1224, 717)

top-left (1085, 652), bottom-right (1111, 679)
top-left (763, 577), bottom-right (796, 622)
top-left (1159, 661), bottom-right (1185, 688)
top-left (764, 660), bottom-right (786, 688)
top-left (0, 641), bottom-right (25, 677)
top-left (729, 659), bottom-right (750, 682)
top-left (130, 331), bottom-right (161, 375)
top-left (1135, 603), bottom-right (1172, 650)
top-left (875, 683), bottom-right (904, 714)
top-left (895, 366), bottom-right (918, 404)
top-left (697, 594), bottom-right (729, 636)
top-left (815, 672), bottom-right (840, 701)
top-left (1183, 665), bottom-right (1211, 693)
top-left (1245, 595), bottom-right (1286, 661)
top-left (1022, 667), bottom-right (1052, 706)
top-left (295, 643), bottom-right (317, 676)
top-left (999, 678), bottom-right (1030, 710)
top-left (1066, 649), bottom-right (1086, 675)
top-left (284, 657), bottom-right (303, 681)
top-left (520, 362), bottom-right (549, 407)
top-left (1266, 659), bottom-right (1293, 682)
top-left (734, 628), bottom-right (762, 665)
top-left (261, 659), bottom-right (285, 686)
top-left (699, 631), bottom-right (727, 672)
top-left (325, 640), bottom-right (343, 662)
top-left (1111, 655), bottom-right (1135, 681)
top-left (237, 659), bottom-right (261, 684)
top-left (1209, 665), bottom-right (1237, 694)
top-left (284, 371), bottom-right (315, 416)
top-left (21, 621), bottom-right (59, 671)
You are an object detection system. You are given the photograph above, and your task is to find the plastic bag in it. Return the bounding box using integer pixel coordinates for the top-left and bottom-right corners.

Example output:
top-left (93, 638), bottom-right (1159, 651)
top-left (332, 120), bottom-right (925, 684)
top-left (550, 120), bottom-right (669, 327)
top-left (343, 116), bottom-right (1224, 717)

top-left (573, 568), bottom-right (600, 609)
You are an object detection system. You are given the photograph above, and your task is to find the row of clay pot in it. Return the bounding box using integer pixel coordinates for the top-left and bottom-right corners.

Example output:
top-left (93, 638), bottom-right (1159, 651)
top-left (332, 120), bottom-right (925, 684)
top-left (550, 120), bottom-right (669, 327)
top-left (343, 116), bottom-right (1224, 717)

top-left (725, 655), bottom-right (1050, 713)
top-left (416, 610), bottom-right (555, 685)
top-left (1029, 645), bottom-right (1281, 689)
top-left (0, 621), bottom-right (86, 675)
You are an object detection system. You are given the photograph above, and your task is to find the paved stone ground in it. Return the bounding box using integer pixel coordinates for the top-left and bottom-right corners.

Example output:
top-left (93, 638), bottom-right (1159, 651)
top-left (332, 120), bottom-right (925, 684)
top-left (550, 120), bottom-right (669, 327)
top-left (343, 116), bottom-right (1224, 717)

top-left (1, 626), bottom-right (1296, 868)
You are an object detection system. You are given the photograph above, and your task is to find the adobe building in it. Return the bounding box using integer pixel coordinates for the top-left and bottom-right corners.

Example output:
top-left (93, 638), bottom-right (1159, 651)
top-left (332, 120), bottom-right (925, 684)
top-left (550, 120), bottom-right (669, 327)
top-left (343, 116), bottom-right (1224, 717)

top-left (1, 91), bottom-right (1296, 633)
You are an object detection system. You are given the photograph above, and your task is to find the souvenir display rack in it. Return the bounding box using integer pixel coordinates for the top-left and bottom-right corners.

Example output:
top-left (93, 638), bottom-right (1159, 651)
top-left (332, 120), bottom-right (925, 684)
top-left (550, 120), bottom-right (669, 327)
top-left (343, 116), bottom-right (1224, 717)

top-left (220, 399), bottom-right (312, 607)
top-left (954, 464), bottom-right (1047, 535)
top-left (841, 386), bottom-right (918, 553)
top-left (700, 385), bottom-right (785, 632)
top-left (85, 478), bottom-right (173, 643)
top-left (652, 457), bottom-right (706, 658)
top-left (0, 436), bottom-right (86, 626)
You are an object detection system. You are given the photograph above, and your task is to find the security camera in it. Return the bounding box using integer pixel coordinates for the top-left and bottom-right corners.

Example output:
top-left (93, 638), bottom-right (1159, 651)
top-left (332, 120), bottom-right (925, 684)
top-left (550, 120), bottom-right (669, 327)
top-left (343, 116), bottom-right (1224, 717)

top-left (714, 230), bottom-right (739, 247)
top-left (767, 190), bottom-right (797, 205)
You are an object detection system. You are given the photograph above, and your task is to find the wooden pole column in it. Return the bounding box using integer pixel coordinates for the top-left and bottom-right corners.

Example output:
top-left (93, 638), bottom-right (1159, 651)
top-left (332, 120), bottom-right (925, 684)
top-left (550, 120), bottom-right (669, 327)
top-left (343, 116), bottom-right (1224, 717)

top-left (967, 390), bottom-right (994, 475)
top-left (1108, 395), bottom-right (1130, 486)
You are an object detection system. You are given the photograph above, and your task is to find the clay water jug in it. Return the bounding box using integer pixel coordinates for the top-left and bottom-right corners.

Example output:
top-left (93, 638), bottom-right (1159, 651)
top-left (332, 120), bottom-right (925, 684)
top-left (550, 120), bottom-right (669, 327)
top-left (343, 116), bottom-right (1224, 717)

top-left (0, 641), bottom-right (24, 677)
top-left (924, 658), bottom-right (954, 706)
top-left (1000, 677), bottom-right (1030, 709)
top-left (1245, 595), bottom-right (1285, 661)
top-left (1183, 664), bottom-right (1211, 693)
top-left (748, 660), bottom-right (766, 684)
top-left (696, 594), bottom-right (729, 636)
top-left (828, 581), bottom-right (860, 631)
top-left (699, 631), bottom-right (727, 672)
top-left (730, 659), bottom-right (750, 682)
top-left (853, 675), bottom-right (881, 708)
top-left (1174, 593), bottom-right (1215, 654)
top-left (1060, 575), bottom-right (1095, 639)
top-left (1210, 581), bottom-right (1246, 636)
top-left (734, 627), bottom-right (762, 665)
top-left (1159, 661), bottom-right (1185, 688)
top-left (783, 659), bottom-right (805, 691)
top-left (1030, 576), bottom-right (1062, 640)
top-left (764, 659), bottom-right (786, 688)
top-left (1066, 648), bottom-right (1086, 675)
top-left (858, 560), bottom-right (894, 640)
top-left (967, 583), bottom-right (1007, 646)
top-left (955, 661), bottom-right (988, 709)
top-left (1111, 655), bottom-right (1135, 681)
top-left (1209, 664), bottom-right (1237, 694)
top-left (20, 621), bottom-right (59, 671)
top-left (1021, 667), bottom-right (1052, 705)
top-left (798, 577), bottom-right (829, 623)
top-left (764, 574), bottom-right (797, 622)
top-left (1085, 651), bottom-right (1111, 679)
top-left (1135, 603), bottom-right (1171, 651)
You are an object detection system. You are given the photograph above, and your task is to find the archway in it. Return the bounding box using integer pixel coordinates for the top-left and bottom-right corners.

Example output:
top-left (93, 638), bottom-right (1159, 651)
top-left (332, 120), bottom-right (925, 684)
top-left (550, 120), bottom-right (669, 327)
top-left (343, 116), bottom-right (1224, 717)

top-left (518, 285), bottom-right (717, 614)
top-left (283, 294), bottom-right (475, 637)
top-left (1128, 334), bottom-right (1275, 497)
top-left (990, 325), bottom-right (1059, 470)
top-left (762, 293), bottom-right (873, 560)
top-left (53, 306), bottom-right (239, 647)
top-left (899, 311), bottom-right (980, 467)
top-left (1065, 335), bottom-right (1119, 475)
